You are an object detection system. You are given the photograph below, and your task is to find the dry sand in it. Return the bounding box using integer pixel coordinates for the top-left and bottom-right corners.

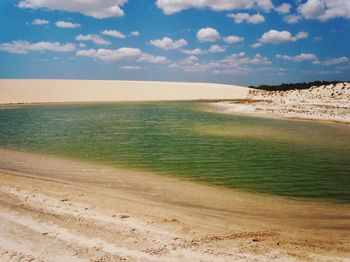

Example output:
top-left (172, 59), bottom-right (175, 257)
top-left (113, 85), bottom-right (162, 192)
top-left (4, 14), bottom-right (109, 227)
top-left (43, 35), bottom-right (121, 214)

top-left (0, 148), bottom-right (349, 261)
top-left (0, 79), bottom-right (248, 104)
top-left (213, 82), bottom-right (350, 123)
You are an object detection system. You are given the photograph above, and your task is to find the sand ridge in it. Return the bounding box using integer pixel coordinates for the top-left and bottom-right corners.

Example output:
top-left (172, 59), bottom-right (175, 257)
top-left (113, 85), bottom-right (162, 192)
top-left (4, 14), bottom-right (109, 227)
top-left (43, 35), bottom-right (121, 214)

top-left (0, 79), bottom-right (248, 104)
top-left (213, 82), bottom-right (350, 123)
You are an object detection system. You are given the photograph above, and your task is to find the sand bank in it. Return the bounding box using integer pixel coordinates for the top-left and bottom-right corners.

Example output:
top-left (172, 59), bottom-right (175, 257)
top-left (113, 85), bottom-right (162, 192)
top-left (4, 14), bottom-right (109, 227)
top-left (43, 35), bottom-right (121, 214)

top-left (212, 82), bottom-right (350, 123)
top-left (0, 148), bottom-right (349, 261)
top-left (0, 79), bottom-right (248, 104)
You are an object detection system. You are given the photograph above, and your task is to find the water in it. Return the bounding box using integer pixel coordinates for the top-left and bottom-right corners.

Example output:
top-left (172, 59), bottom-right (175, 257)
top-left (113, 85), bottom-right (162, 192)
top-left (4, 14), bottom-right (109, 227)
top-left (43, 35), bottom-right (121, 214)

top-left (0, 102), bottom-right (349, 202)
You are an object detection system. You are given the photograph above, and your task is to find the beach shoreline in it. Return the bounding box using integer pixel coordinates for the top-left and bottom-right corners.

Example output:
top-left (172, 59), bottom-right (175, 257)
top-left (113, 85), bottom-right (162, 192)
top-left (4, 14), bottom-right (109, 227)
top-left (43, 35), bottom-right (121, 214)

top-left (0, 148), bottom-right (349, 261)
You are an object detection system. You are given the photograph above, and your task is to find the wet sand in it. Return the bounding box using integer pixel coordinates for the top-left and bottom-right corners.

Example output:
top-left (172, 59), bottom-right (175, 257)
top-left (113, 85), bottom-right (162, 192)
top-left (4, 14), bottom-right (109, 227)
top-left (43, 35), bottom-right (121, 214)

top-left (0, 148), bottom-right (349, 261)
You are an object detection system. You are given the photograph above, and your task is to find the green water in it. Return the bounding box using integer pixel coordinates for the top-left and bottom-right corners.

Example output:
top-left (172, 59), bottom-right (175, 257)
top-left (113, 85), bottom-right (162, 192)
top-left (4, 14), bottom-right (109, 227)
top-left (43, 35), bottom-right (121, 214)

top-left (0, 102), bottom-right (349, 202)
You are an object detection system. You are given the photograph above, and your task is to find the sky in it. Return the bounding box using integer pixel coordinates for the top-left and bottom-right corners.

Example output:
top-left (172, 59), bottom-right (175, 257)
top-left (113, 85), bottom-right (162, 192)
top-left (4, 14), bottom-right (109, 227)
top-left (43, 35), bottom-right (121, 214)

top-left (0, 0), bottom-right (349, 86)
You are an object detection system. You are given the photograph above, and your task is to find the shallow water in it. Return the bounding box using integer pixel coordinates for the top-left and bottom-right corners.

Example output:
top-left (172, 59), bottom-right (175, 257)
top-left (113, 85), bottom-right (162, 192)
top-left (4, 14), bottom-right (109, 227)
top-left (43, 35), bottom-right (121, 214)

top-left (0, 102), bottom-right (349, 202)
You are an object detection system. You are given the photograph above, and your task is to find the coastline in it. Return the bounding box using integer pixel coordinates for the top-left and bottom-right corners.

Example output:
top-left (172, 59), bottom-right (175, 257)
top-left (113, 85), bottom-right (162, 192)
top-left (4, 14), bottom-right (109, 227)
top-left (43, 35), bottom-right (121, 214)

top-left (0, 148), bottom-right (349, 261)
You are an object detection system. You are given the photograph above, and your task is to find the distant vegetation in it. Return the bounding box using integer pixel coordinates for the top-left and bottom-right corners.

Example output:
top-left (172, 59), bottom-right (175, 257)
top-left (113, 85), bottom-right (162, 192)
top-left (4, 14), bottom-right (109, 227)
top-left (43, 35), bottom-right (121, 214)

top-left (250, 80), bottom-right (348, 91)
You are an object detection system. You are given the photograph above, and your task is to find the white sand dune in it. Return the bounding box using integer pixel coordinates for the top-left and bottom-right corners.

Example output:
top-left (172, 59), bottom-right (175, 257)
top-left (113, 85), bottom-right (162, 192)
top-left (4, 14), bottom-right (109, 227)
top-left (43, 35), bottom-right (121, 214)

top-left (213, 82), bottom-right (350, 123)
top-left (0, 79), bottom-right (248, 104)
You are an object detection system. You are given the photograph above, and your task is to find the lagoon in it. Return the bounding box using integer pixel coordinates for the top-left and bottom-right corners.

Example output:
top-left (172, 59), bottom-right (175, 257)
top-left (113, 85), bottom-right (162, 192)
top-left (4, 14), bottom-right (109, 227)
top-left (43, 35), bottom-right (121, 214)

top-left (0, 102), bottom-right (349, 202)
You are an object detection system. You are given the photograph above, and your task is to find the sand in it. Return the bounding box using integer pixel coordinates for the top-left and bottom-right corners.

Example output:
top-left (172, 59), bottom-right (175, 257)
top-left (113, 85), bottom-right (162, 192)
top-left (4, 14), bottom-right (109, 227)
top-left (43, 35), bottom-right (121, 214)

top-left (212, 82), bottom-right (350, 123)
top-left (0, 148), bottom-right (349, 261)
top-left (0, 79), bottom-right (248, 104)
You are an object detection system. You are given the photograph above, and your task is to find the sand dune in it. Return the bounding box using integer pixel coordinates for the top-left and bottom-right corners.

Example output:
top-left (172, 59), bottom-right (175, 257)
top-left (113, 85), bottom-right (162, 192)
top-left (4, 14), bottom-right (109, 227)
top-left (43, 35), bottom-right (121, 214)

top-left (213, 82), bottom-right (350, 123)
top-left (0, 79), bottom-right (248, 104)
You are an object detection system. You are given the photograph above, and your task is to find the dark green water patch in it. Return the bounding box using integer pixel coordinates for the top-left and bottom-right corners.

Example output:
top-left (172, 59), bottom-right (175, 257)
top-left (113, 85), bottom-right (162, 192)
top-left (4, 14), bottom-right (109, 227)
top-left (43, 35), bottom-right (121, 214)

top-left (0, 102), bottom-right (349, 202)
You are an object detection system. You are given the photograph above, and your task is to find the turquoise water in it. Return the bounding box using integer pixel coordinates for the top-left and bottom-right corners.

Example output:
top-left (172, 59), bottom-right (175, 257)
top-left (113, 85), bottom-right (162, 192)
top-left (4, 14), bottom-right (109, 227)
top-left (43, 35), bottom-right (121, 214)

top-left (0, 102), bottom-right (349, 202)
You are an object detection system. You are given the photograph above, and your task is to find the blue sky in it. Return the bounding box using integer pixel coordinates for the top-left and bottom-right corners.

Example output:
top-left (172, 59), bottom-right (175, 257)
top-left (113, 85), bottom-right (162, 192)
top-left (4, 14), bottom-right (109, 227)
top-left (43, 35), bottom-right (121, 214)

top-left (0, 0), bottom-right (349, 86)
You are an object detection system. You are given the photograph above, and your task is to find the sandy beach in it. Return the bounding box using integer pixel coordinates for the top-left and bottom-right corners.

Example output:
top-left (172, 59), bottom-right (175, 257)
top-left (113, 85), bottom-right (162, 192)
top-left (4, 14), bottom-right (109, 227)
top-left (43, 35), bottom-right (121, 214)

top-left (0, 79), bottom-right (248, 104)
top-left (0, 148), bottom-right (349, 261)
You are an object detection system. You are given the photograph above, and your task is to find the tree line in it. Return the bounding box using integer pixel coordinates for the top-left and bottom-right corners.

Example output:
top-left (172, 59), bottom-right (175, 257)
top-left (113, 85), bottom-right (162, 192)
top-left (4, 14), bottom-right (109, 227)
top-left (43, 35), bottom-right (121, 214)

top-left (249, 80), bottom-right (348, 91)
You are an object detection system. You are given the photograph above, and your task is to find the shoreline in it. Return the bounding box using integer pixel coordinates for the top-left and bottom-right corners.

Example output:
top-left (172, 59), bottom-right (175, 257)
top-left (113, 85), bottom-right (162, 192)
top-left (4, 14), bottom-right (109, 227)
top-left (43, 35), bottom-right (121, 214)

top-left (0, 148), bottom-right (349, 261)
top-left (209, 101), bottom-right (350, 126)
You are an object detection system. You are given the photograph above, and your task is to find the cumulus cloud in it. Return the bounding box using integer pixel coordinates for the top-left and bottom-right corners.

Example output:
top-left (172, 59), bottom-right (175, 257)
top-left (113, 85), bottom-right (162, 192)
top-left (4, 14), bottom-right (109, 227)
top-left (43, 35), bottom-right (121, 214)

top-left (76, 46), bottom-right (168, 64)
top-left (227, 13), bottom-right (265, 24)
top-left (283, 14), bottom-right (302, 24)
top-left (119, 65), bottom-right (141, 70)
top-left (197, 27), bottom-right (220, 42)
top-left (130, 31), bottom-right (140, 37)
top-left (31, 19), bottom-right (49, 25)
top-left (169, 52), bottom-right (271, 74)
top-left (149, 37), bottom-right (187, 50)
top-left (138, 53), bottom-right (169, 63)
top-left (55, 21), bottom-right (81, 28)
top-left (76, 47), bottom-right (142, 62)
top-left (18, 0), bottom-right (127, 19)
top-left (102, 30), bottom-right (126, 39)
top-left (181, 48), bottom-right (207, 55)
top-left (253, 29), bottom-right (308, 47)
top-left (76, 34), bottom-right (111, 45)
top-left (223, 35), bottom-right (244, 44)
top-left (208, 45), bottom-right (227, 53)
top-left (313, 56), bottom-right (349, 65)
top-left (276, 53), bottom-right (318, 62)
top-left (0, 40), bottom-right (75, 54)
top-left (298, 0), bottom-right (350, 21)
top-left (156, 0), bottom-right (274, 15)
top-left (275, 3), bottom-right (291, 14)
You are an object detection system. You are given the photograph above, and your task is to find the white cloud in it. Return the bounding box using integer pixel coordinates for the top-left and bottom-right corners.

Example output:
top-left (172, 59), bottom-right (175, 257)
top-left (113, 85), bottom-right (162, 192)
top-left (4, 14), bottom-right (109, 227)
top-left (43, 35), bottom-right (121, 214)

top-left (55, 21), bottom-right (81, 28)
top-left (156, 0), bottom-right (274, 15)
top-left (254, 30), bottom-right (308, 46)
top-left (149, 37), bottom-right (187, 50)
top-left (298, 0), bottom-right (350, 21)
top-left (76, 46), bottom-right (168, 64)
top-left (295, 31), bottom-right (308, 40)
top-left (138, 53), bottom-right (169, 64)
top-left (251, 43), bottom-right (262, 48)
top-left (223, 35), bottom-right (244, 44)
top-left (76, 47), bottom-right (141, 62)
top-left (196, 27), bottom-right (220, 42)
top-left (222, 52), bottom-right (271, 65)
top-left (18, 0), bottom-right (127, 18)
top-left (275, 3), bottom-right (291, 14)
top-left (208, 45), bottom-right (227, 53)
top-left (283, 14), bottom-right (302, 24)
top-left (227, 13), bottom-right (265, 24)
top-left (130, 31), bottom-right (140, 37)
top-left (76, 34), bottom-right (111, 45)
top-left (170, 52), bottom-right (271, 74)
top-left (31, 19), bottom-right (49, 25)
top-left (120, 65), bottom-right (141, 70)
top-left (276, 53), bottom-right (318, 62)
top-left (102, 30), bottom-right (126, 39)
top-left (313, 56), bottom-right (349, 65)
top-left (0, 40), bottom-right (75, 54)
top-left (181, 48), bottom-right (207, 55)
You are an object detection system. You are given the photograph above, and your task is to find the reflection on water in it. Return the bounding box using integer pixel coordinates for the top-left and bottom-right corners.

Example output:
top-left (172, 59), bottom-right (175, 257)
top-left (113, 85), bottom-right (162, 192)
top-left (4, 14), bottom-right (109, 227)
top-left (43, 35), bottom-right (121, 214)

top-left (0, 102), bottom-right (349, 202)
